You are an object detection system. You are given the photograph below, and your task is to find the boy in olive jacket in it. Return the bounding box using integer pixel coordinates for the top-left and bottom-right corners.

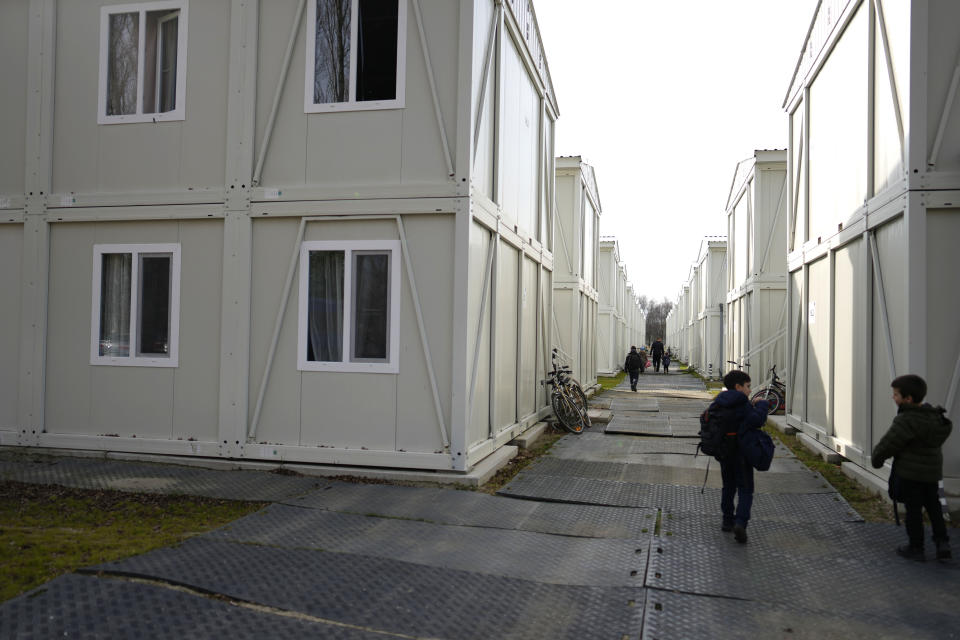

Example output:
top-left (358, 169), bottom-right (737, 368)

top-left (872, 374), bottom-right (953, 561)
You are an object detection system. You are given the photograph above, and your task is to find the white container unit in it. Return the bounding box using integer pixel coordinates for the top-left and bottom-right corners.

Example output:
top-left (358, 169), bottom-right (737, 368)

top-left (625, 283), bottom-right (644, 354)
top-left (676, 283), bottom-right (691, 363)
top-left (695, 238), bottom-right (727, 379)
top-left (553, 156), bottom-right (600, 390)
top-left (597, 238), bottom-right (623, 375)
top-left (784, 0), bottom-right (960, 494)
top-left (725, 151), bottom-right (788, 379)
top-left (0, 0), bottom-right (560, 473)
top-left (685, 269), bottom-right (701, 369)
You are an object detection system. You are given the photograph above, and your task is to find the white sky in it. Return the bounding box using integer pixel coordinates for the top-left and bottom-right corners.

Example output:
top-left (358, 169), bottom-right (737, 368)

top-left (535, 0), bottom-right (819, 302)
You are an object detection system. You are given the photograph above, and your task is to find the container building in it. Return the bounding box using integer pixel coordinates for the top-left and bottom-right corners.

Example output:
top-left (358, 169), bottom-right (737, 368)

top-left (784, 0), bottom-right (960, 501)
top-left (553, 156), bottom-right (600, 390)
top-left (0, 0), bottom-right (560, 473)
top-left (694, 237), bottom-right (727, 379)
top-left (724, 150), bottom-right (788, 380)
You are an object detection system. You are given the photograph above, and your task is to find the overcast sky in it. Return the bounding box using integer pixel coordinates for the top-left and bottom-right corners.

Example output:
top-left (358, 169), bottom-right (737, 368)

top-left (535, 0), bottom-right (819, 302)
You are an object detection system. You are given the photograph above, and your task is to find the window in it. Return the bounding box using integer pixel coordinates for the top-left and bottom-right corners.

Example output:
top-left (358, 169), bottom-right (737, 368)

top-left (305, 0), bottom-right (407, 112)
top-left (91, 244), bottom-right (181, 367)
top-left (98, 1), bottom-right (188, 124)
top-left (297, 240), bottom-right (401, 373)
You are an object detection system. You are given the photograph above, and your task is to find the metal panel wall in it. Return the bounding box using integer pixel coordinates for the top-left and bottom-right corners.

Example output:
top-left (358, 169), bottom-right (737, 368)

top-left (52, 0), bottom-right (230, 194)
top-left (832, 237), bottom-right (866, 448)
top-left (926, 208), bottom-right (960, 477)
top-left (0, 1), bottom-right (29, 196)
top-left (0, 225), bottom-right (23, 432)
top-left (44, 220), bottom-right (222, 441)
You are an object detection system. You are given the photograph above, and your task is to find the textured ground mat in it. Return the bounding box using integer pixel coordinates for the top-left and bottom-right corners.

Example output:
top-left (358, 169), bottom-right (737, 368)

top-left (609, 398), bottom-right (660, 412)
top-left (605, 416), bottom-right (673, 436)
top-left (550, 432), bottom-right (702, 457)
top-left (641, 588), bottom-right (949, 640)
top-left (653, 514), bottom-right (960, 563)
top-left (0, 452), bottom-right (322, 502)
top-left (0, 573), bottom-right (377, 640)
top-left (498, 475), bottom-right (864, 521)
top-left (645, 537), bottom-right (960, 633)
top-left (91, 539), bottom-right (645, 640)
top-left (523, 457), bottom-right (835, 493)
top-left (204, 503), bottom-right (649, 587)
top-left (287, 480), bottom-right (658, 539)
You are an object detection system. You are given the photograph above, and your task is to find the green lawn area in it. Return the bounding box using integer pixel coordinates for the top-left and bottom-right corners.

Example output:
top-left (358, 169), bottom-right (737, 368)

top-left (0, 481), bottom-right (264, 602)
top-left (597, 370), bottom-right (626, 391)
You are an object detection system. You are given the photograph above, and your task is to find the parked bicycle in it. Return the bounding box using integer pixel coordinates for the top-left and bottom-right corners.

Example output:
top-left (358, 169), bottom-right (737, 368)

top-left (541, 350), bottom-right (591, 433)
top-left (751, 364), bottom-right (787, 415)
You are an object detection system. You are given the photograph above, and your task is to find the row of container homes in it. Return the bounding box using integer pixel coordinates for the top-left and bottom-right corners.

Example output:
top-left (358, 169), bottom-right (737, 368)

top-left (670, 0), bottom-right (959, 509)
top-left (666, 237), bottom-right (727, 379)
top-left (597, 238), bottom-right (647, 376)
top-left (725, 150), bottom-right (789, 382)
top-left (0, 0), bottom-right (635, 475)
top-left (783, 0), bottom-right (959, 501)
top-left (0, 0), bottom-right (573, 474)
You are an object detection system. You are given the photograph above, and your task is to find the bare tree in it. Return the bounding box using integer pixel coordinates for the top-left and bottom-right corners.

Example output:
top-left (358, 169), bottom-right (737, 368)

top-left (641, 296), bottom-right (674, 343)
top-left (314, 0), bottom-right (351, 103)
top-left (107, 13), bottom-right (139, 116)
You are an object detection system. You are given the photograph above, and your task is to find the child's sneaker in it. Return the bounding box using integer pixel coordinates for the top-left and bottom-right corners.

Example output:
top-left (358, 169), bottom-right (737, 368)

top-left (733, 524), bottom-right (748, 544)
top-left (935, 540), bottom-right (952, 561)
top-left (721, 518), bottom-right (734, 532)
top-left (896, 545), bottom-right (925, 562)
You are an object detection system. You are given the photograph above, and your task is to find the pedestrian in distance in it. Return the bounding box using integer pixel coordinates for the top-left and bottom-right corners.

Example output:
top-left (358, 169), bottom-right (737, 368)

top-left (662, 349), bottom-right (671, 374)
top-left (651, 338), bottom-right (664, 373)
top-left (624, 346), bottom-right (644, 392)
top-left (711, 370), bottom-right (768, 543)
top-left (871, 374), bottom-right (953, 562)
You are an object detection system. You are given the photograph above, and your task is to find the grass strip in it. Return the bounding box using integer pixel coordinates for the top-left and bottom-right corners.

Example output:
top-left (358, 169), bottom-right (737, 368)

top-left (0, 481), bottom-right (264, 602)
top-left (761, 425), bottom-right (896, 523)
top-left (478, 426), bottom-right (566, 495)
top-left (597, 371), bottom-right (627, 391)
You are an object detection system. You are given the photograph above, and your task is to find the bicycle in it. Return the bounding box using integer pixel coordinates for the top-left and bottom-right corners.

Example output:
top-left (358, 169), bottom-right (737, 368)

top-left (750, 364), bottom-right (786, 415)
top-left (541, 350), bottom-right (591, 433)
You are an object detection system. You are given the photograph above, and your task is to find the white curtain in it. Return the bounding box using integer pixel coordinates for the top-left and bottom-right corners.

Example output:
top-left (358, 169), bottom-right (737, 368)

top-left (99, 253), bottom-right (132, 356)
top-left (308, 251), bottom-right (344, 361)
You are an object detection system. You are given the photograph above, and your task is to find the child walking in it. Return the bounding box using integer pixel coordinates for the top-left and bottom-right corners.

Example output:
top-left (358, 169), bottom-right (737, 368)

top-left (871, 374), bottom-right (953, 561)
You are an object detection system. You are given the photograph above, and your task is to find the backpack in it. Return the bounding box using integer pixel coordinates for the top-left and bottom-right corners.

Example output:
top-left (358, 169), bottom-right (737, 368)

top-left (697, 404), bottom-right (738, 462)
top-left (740, 427), bottom-right (775, 471)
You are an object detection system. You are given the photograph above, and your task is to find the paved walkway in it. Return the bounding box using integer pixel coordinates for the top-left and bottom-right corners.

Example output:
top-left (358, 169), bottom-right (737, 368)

top-left (2, 372), bottom-right (958, 639)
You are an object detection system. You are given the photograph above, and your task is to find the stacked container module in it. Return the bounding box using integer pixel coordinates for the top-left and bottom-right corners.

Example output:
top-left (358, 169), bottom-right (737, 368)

top-left (725, 151), bottom-right (788, 380)
top-left (784, 0), bottom-right (960, 510)
top-left (0, 0), bottom-right (562, 473)
top-left (553, 156), bottom-right (601, 391)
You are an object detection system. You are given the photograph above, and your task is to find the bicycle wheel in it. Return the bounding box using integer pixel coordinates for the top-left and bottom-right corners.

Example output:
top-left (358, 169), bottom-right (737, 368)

top-left (568, 380), bottom-right (592, 427)
top-left (551, 392), bottom-right (585, 433)
top-left (751, 388), bottom-right (782, 415)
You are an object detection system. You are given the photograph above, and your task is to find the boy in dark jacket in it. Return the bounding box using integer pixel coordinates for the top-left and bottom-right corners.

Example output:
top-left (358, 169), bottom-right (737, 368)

top-left (714, 370), bottom-right (768, 543)
top-left (624, 347), bottom-right (643, 392)
top-left (872, 374), bottom-right (953, 561)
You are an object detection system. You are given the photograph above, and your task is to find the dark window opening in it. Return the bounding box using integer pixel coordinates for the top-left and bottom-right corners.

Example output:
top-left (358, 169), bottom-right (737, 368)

top-left (356, 0), bottom-right (398, 101)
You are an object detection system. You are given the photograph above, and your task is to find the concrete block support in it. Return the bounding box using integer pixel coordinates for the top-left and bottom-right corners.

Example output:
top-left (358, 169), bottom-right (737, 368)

top-left (797, 432), bottom-right (844, 464)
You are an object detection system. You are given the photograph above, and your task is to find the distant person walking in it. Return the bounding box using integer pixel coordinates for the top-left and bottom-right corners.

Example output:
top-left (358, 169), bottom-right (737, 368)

top-left (662, 349), bottom-right (672, 374)
top-left (871, 374), bottom-right (952, 562)
top-left (624, 346), bottom-right (644, 392)
top-left (651, 338), bottom-right (665, 372)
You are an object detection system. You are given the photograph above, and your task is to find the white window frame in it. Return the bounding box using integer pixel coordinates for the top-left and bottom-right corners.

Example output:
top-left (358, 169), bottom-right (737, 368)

top-left (90, 243), bottom-right (181, 367)
top-left (297, 240), bottom-right (401, 373)
top-left (97, 1), bottom-right (189, 124)
top-left (304, 0), bottom-right (407, 113)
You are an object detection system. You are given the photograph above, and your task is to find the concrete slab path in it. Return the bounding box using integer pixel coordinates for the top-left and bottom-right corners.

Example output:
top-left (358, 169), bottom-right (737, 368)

top-left (2, 371), bottom-right (958, 639)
